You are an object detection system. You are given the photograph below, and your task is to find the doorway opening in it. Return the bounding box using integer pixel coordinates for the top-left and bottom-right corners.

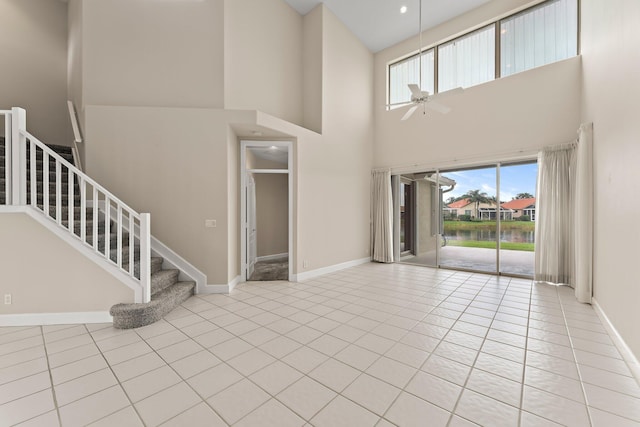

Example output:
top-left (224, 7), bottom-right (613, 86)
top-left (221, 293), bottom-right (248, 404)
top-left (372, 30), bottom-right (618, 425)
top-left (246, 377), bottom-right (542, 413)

top-left (394, 161), bottom-right (537, 278)
top-left (240, 141), bottom-right (292, 282)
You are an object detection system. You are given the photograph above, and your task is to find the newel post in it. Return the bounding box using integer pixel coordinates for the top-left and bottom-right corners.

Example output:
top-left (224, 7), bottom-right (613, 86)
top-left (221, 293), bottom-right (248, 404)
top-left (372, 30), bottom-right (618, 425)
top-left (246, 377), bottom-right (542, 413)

top-left (10, 107), bottom-right (26, 205)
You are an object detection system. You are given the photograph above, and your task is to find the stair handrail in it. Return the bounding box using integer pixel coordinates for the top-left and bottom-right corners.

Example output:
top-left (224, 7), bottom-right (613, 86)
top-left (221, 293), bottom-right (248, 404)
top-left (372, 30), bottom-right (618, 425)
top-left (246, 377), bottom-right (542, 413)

top-left (6, 107), bottom-right (151, 303)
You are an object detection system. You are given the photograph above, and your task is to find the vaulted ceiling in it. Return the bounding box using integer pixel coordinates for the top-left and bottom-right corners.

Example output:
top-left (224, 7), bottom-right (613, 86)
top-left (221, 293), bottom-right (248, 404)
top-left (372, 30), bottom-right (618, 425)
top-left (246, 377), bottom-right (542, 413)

top-left (283, 0), bottom-right (491, 52)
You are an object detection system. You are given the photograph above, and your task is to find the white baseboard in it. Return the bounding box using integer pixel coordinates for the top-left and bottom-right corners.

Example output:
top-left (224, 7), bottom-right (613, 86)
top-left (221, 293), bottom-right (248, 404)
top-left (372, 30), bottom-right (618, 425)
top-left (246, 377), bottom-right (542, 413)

top-left (228, 275), bottom-right (241, 292)
top-left (592, 298), bottom-right (640, 384)
top-left (256, 253), bottom-right (288, 262)
top-left (292, 257), bottom-right (371, 282)
top-left (198, 275), bottom-right (241, 294)
top-left (0, 311), bottom-right (112, 327)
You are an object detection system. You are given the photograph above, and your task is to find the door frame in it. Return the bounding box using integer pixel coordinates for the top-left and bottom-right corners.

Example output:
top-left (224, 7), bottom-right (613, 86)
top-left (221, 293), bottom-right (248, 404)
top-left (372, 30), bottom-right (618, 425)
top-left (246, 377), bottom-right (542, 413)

top-left (240, 140), bottom-right (293, 282)
top-left (392, 158), bottom-right (537, 278)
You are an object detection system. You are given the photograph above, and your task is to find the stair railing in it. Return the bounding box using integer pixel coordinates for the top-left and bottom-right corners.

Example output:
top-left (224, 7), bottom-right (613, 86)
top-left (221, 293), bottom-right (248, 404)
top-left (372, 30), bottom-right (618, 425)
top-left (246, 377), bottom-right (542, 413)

top-left (3, 107), bottom-right (151, 303)
top-left (1, 110), bottom-right (12, 203)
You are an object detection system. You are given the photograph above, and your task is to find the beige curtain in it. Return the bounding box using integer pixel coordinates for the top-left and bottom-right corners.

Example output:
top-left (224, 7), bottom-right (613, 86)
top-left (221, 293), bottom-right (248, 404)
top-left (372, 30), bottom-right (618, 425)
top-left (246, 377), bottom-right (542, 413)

top-left (535, 143), bottom-right (576, 285)
top-left (371, 169), bottom-right (393, 263)
top-left (535, 122), bottom-right (593, 303)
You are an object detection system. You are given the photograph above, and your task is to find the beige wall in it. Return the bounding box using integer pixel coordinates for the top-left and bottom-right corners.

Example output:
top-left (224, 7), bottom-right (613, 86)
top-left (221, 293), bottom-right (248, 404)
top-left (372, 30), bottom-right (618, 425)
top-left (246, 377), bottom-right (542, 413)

top-left (0, 213), bottom-right (133, 314)
top-left (81, 0), bottom-right (224, 108)
top-left (84, 106), bottom-right (253, 285)
top-left (296, 6), bottom-right (374, 273)
top-left (0, 0), bottom-right (70, 146)
top-left (374, 56), bottom-right (581, 170)
top-left (68, 0), bottom-right (373, 286)
top-left (227, 127), bottom-right (241, 282)
top-left (224, 0), bottom-right (304, 127)
top-left (581, 0), bottom-right (640, 359)
top-left (255, 174), bottom-right (288, 257)
top-left (373, 0), bottom-right (581, 170)
top-left (68, 0), bottom-right (83, 121)
top-left (303, 6), bottom-right (323, 133)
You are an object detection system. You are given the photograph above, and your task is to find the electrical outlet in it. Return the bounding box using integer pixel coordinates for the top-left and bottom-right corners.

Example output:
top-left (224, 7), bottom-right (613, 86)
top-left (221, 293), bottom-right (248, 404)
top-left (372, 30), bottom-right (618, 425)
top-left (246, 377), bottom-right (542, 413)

top-left (4, 294), bottom-right (11, 305)
top-left (205, 219), bottom-right (217, 228)
top-left (303, 260), bottom-right (309, 269)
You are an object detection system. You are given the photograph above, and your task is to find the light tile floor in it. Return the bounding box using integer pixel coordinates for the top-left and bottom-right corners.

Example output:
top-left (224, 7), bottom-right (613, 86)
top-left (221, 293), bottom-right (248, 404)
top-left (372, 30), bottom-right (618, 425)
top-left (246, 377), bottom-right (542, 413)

top-left (1, 263), bottom-right (640, 426)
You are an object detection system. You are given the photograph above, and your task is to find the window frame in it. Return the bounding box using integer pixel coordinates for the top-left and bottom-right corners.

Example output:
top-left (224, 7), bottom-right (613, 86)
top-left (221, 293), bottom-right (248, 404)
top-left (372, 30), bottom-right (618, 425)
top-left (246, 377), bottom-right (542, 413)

top-left (436, 23), bottom-right (496, 94)
top-left (388, 48), bottom-right (436, 107)
top-left (387, 0), bottom-right (580, 106)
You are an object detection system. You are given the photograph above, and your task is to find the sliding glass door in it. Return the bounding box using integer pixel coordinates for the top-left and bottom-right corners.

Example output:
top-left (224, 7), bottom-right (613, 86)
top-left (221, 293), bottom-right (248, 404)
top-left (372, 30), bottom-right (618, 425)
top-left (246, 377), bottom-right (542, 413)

top-left (440, 166), bottom-right (497, 274)
top-left (395, 161), bottom-right (537, 277)
top-left (499, 162), bottom-right (537, 276)
top-left (396, 172), bottom-right (439, 267)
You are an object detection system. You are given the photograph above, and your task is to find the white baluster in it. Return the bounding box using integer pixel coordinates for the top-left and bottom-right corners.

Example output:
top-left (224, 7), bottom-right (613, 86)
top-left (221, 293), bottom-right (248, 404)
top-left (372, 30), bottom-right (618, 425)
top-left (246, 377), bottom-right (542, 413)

top-left (55, 161), bottom-right (61, 225)
top-left (105, 196), bottom-right (111, 258)
top-left (29, 140), bottom-right (36, 207)
top-left (140, 213), bottom-right (151, 303)
top-left (92, 187), bottom-right (98, 251)
top-left (129, 213), bottom-right (135, 277)
top-left (68, 168), bottom-right (74, 230)
top-left (80, 177), bottom-right (86, 241)
top-left (43, 152), bottom-right (49, 215)
top-left (117, 206), bottom-right (123, 268)
top-left (10, 107), bottom-right (26, 205)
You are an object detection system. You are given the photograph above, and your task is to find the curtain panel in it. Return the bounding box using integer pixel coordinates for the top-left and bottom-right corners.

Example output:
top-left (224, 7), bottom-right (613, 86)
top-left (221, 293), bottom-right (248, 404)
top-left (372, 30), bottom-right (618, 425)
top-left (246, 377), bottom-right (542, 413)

top-left (371, 169), bottom-right (394, 263)
top-left (535, 123), bottom-right (593, 303)
top-left (535, 144), bottom-right (577, 285)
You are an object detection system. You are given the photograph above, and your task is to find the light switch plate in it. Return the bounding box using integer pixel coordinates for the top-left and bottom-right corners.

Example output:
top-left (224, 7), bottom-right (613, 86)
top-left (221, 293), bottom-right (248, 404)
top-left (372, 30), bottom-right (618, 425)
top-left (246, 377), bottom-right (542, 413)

top-left (205, 219), bottom-right (217, 228)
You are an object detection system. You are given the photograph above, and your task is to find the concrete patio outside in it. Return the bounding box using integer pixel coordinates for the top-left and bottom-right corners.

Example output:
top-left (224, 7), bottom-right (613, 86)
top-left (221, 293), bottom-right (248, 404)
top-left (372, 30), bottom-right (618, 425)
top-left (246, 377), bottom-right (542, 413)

top-left (400, 245), bottom-right (534, 277)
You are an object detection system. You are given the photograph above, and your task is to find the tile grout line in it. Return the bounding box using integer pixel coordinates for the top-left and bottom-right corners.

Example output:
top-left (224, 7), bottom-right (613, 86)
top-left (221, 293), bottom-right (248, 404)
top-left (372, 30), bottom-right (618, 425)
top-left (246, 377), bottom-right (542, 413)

top-left (372, 272), bottom-right (486, 425)
top-left (191, 273), bottom-right (454, 424)
top-left (80, 323), bottom-right (149, 427)
top-left (128, 312), bottom-right (236, 426)
top-left (40, 325), bottom-right (64, 427)
top-left (444, 274), bottom-right (512, 426)
top-left (516, 276), bottom-right (533, 426)
top-left (557, 289), bottom-right (595, 427)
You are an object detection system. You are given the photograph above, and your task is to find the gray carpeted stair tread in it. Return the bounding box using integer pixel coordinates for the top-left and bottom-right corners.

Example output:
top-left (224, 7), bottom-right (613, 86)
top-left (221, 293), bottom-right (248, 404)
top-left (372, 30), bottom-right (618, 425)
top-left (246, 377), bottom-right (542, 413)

top-left (151, 269), bottom-right (180, 297)
top-left (110, 281), bottom-right (195, 329)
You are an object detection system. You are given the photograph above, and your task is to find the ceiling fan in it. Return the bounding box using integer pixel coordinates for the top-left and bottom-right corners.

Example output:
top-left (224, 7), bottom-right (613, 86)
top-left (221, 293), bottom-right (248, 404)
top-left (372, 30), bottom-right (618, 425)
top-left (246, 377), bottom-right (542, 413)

top-left (388, 0), bottom-right (461, 121)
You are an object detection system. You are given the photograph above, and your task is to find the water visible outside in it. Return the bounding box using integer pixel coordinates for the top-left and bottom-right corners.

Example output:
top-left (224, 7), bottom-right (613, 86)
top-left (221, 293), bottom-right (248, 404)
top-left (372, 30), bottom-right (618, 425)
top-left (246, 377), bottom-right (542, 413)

top-left (445, 229), bottom-right (534, 243)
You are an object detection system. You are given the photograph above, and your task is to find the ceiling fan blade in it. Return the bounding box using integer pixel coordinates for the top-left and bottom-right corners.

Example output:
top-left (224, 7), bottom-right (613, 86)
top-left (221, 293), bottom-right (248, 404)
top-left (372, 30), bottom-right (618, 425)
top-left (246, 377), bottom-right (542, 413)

top-left (425, 100), bottom-right (451, 114)
top-left (401, 105), bottom-right (419, 121)
top-left (408, 84), bottom-right (422, 99)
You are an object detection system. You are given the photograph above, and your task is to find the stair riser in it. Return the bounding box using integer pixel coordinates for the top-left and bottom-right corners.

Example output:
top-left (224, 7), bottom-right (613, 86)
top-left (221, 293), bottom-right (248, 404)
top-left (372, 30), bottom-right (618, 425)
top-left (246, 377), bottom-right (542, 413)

top-left (110, 282), bottom-right (195, 329)
top-left (151, 270), bottom-right (180, 297)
